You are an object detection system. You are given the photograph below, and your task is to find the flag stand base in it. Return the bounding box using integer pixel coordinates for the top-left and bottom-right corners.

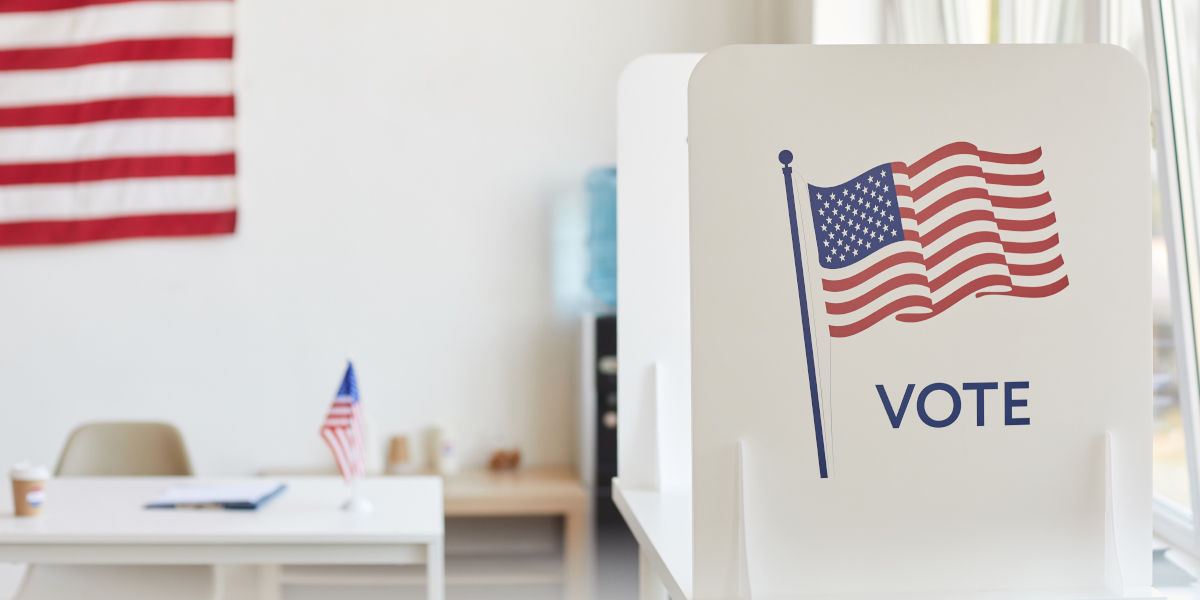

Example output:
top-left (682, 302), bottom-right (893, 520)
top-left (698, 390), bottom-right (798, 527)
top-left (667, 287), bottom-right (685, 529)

top-left (342, 479), bottom-right (373, 514)
top-left (342, 495), bottom-right (374, 514)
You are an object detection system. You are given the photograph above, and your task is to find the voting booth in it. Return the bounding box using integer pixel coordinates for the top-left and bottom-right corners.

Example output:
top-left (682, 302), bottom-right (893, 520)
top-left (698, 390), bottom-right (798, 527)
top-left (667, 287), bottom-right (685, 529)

top-left (615, 45), bottom-right (1155, 599)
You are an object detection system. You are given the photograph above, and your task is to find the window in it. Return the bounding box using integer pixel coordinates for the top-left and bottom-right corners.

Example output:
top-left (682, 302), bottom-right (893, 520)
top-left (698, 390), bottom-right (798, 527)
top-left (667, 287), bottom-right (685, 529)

top-left (1146, 0), bottom-right (1200, 549)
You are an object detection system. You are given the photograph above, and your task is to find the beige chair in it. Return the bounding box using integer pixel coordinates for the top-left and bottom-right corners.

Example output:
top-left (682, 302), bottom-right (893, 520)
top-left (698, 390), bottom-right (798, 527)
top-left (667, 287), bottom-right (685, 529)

top-left (15, 422), bottom-right (216, 600)
top-left (55, 422), bottom-right (194, 477)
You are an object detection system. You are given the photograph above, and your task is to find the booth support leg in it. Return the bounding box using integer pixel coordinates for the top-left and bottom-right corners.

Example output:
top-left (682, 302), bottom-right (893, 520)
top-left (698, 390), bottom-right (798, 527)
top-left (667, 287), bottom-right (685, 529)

top-left (638, 548), bottom-right (670, 600)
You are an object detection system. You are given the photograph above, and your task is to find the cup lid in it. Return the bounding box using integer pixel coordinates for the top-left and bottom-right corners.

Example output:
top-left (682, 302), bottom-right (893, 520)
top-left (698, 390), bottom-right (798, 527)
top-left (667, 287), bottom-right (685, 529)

top-left (10, 462), bottom-right (49, 480)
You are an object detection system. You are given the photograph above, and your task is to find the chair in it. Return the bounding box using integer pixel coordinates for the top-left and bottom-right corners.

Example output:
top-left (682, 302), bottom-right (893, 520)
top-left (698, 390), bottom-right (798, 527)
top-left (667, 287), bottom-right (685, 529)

top-left (55, 422), bottom-right (194, 476)
top-left (15, 422), bottom-right (216, 600)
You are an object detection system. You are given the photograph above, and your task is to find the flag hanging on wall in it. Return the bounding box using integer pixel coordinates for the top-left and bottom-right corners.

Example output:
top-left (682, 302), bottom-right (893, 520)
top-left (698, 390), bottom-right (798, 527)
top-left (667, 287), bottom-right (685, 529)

top-left (321, 363), bottom-right (366, 481)
top-left (0, 0), bottom-right (237, 246)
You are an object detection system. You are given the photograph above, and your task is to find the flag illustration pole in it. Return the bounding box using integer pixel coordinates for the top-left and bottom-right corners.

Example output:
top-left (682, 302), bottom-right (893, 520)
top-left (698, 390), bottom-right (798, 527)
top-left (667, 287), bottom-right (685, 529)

top-left (780, 150), bottom-right (829, 479)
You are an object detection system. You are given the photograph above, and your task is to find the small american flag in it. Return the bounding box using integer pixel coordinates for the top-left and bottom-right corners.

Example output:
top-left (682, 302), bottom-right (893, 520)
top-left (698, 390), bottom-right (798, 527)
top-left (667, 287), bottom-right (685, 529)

top-left (804, 142), bottom-right (1068, 337)
top-left (0, 0), bottom-right (236, 246)
top-left (321, 363), bottom-right (366, 481)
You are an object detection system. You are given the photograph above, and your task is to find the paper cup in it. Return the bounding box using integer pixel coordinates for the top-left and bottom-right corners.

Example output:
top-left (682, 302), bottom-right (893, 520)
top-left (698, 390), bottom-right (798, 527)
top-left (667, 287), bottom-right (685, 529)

top-left (10, 462), bottom-right (49, 517)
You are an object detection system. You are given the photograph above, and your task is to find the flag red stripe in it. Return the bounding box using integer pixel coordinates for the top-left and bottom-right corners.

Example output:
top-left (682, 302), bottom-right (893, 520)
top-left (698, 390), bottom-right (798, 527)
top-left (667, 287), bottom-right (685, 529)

top-left (829, 295), bottom-right (931, 338)
top-left (1007, 255), bottom-right (1066, 277)
top-left (0, 37), bottom-right (232, 71)
top-left (895, 274), bottom-right (1013, 323)
top-left (988, 191), bottom-right (1052, 210)
top-left (0, 210), bottom-right (235, 245)
top-left (996, 212), bottom-right (1056, 232)
top-left (977, 147), bottom-right (1042, 165)
top-left (826, 273), bottom-right (927, 315)
top-left (0, 96), bottom-right (235, 128)
top-left (979, 275), bottom-right (1070, 298)
top-left (984, 171), bottom-right (1044, 187)
top-left (0, 152), bottom-right (235, 185)
top-left (822, 250), bottom-right (924, 292)
top-left (1001, 234), bottom-right (1060, 254)
top-left (892, 142), bottom-right (1042, 178)
top-left (0, 0), bottom-right (231, 13)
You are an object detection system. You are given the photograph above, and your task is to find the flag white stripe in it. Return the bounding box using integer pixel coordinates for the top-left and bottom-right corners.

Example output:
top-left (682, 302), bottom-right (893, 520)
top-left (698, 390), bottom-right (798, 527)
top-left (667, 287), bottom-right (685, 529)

top-left (994, 228), bottom-right (1061, 244)
top-left (1010, 271), bottom-right (1068, 289)
top-left (350, 409), bottom-right (365, 477)
top-left (334, 427), bottom-right (358, 478)
top-left (0, 2), bottom-right (234, 51)
top-left (825, 261), bottom-right (1017, 328)
top-left (821, 233), bottom-right (1034, 303)
top-left (0, 176), bottom-right (236, 221)
top-left (823, 243), bottom-right (1066, 308)
top-left (826, 283), bottom-right (929, 325)
top-left (321, 428), bottom-right (351, 479)
top-left (0, 61), bottom-right (233, 108)
top-left (824, 257), bottom-right (1010, 317)
top-left (1004, 247), bottom-right (1064, 267)
top-left (991, 202), bottom-right (1055, 223)
top-left (0, 118), bottom-right (235, 163)
top-left (927, 241), bottom-right (1006, 282)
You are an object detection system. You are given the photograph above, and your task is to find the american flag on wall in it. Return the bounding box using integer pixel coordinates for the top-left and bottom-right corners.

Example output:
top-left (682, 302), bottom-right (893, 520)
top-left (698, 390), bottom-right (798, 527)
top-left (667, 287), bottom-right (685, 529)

top-left (802, 142), bottom-right (1068, 337)
top-left (0, 0), bottom-right (236, 246)
top-left (321, 363), bottom-right (366, 481)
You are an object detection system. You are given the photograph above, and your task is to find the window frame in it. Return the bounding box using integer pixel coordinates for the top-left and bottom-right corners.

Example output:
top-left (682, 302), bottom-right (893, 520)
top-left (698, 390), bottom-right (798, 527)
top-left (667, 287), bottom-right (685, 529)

top-left (1141, 0), bottom-right (1200, 555)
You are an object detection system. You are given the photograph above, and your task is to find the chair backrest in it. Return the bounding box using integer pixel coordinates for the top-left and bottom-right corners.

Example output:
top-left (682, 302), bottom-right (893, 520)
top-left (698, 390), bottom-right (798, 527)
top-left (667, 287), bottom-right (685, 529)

top-left (55, 422), bottom-right (193, 476)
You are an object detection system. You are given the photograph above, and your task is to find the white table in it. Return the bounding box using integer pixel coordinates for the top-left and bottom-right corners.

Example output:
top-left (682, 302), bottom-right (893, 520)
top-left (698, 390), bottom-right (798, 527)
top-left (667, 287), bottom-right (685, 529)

top-left (0, 477), bottom-right (444, 600)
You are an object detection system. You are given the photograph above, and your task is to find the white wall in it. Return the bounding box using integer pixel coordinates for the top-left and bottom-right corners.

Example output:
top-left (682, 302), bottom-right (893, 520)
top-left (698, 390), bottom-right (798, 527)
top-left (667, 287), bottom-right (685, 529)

top-left (0, 0), bottom-right (755, 475)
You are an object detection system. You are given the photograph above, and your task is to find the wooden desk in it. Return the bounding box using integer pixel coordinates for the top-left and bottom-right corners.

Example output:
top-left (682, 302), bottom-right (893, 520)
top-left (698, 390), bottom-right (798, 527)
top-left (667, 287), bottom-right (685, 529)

top-left (442, 467), bottom-right (590, 600)
top-left (0, 477), bottom-right (445, 600)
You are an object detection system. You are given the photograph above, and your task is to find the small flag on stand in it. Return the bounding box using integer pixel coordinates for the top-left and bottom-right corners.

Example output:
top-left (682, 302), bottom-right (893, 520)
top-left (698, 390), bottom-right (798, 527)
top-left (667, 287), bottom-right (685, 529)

top-left (320, 362), bottom-right (366, 481)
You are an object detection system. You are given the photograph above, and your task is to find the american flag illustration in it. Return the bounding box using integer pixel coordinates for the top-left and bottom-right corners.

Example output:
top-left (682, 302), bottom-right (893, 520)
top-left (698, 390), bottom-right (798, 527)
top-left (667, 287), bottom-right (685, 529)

top-left (321, 363), bottom-right (366, 481)
top-left (803, 142), bottom-right (1068, 338)
top-left (0, 0), bottom-right (236, 246)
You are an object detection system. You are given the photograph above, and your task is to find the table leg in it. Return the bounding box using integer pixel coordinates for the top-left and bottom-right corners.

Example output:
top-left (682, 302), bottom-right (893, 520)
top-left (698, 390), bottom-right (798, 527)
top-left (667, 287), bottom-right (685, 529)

top-left (426, 539), bottom-right (445, 600)
top-left (638, 549), bottom-right (668, 600)
top-left (257, 565), bottom-right (281, 600)
top-left (563, 507), bottom-right (590, 600)
top-left (212, 565), bottom-right (226, 600)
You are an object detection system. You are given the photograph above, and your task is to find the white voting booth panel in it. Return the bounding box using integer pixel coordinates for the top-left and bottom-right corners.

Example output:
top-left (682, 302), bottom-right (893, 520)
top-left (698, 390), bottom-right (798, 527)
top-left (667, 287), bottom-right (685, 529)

top-left (616, 54), bottom-right (702, 600)
top-left (617, 54), bottom-right (702, 498)
top-left (617, 45), bottom-right (1155, 600)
